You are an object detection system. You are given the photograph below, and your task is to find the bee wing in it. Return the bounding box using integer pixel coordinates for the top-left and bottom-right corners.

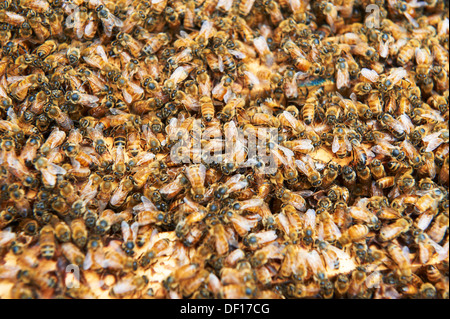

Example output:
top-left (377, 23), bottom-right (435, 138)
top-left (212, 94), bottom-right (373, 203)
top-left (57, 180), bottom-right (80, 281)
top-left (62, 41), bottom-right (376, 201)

top-left (276, 145), bottom-right (295, 164)
top-left (83, 250), bottom-right (93, 270)
top-left (294, 190), bottom-right (314, 199)
top-left (254, 230), bottom-right (277, 244)
top-left (42, 170), bottom-right (57, 187)
top-left (216, 0), bottom-right (233, 11)
top-left (307, 250), bottom-right (325, 275)
top-left (47, 162), bottom-right (67, 176)
top-left (400, 140), bottom-right (416, 157)
top-left (80, 93), bottom-right (99, 107)
top-left (198, 20), bottom-right (214, 40)
top-left (230, 214), bottom-right (258, 233)
top-left (94, 45), bottom-right (109, 64)
top-left (283, 110), bottom-right (300, 129)
top-left (289, 0), bottom-right (302, 13)
top-left (328, 219), bottom-right (342, 239)
top-left (336, 67), bottom-right (350, 90)
top-left (121, 221), bottom-right (131, 242)
top-left (387, 67), bottom-right (407, 86)
top-left (317, 222), bottom-right (324, 241)
top-left (122, 88), bottom-right (133, 104)
top-left (185, 163), bottom-right (206, 186)
top-left (218, 55), bottom-right (225, 73)
top-left (303, 209), bottom-right (316, 229)
top-left (437, 241), bottom-right (449, 262)
top-left (170, 65), bottom-right (192, 83)
top-left (85, 15), bottom-right (97, 36)
top-left (403, 11), bottom-right (419, 28)
top-left (344, 136), bottom-right (353, 152)
top-left (277, 213), bottom-right (291, 236)
top-left (425, 137), bottom-right (444, 153)
top-left (421, 110), bottom-right (445, 122)
top-left (83, 55), bottom-right (103, 69)
top-left (228, 49), bottom-right (246, 59)
top-left (227, 180), bottom-right (249, 193)
top-left (398, 114), bottom-right (414, 134)
top-left (293, 139), bottom-right (314, 152)
top-left (361, 68), bottom-right (379, 83)
top-left (365, 271), bottom-right (382, 288)
top-left (415, 47), bottom-right (426, 64)
top-left (243, 71), bottom-right (260, 86)
top-left (134, 196), bottom-right (158, 212)
top-left (379, 39), bottom-right (390, 58)
top-left (438, 17), bottom-right (449, 36)
top-left (5, 11), bottom-right (25, 24)
top-left (136, 152), bottom-right (156, 166)
top-left (390, 118), bottom-right (406, 134)
top-left (239, 198), bottom-right (264, 210)
top-left (6, 107), bottom-right (19, 124)
top-left (332, 135), bottom-right (341, 153)
top-left (371, 145), bottom-right (390, 156)
top-left (129, 82), bottom-right (144, 95)
top-left (6, 76), bottom-right (26, 84)
top-left (253, 36), bottom-right (269, 54)
top-left (401, 245), bottom-right (411, 266)
top-left (294, 159), bottom-right (308, 175)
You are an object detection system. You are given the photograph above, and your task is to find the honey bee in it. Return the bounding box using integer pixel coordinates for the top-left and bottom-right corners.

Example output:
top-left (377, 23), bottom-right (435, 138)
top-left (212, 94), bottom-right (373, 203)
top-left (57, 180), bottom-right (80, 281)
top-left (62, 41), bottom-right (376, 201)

top-left (38, 225), bottom-right (55, 260)
top-left (199, 95), bottom-right (215, 123)
top-left (61, 242), bottom-right (85, 267)
top-left (420, 283), bottom-right (437, 299)
top-left (33, 157), bottom-right (66, 188)
top-left (415, 187), bottom-right (445, 214)
top-left (8, 74), bottom-right (46, 101)
top-left (278, 110), bottom-right (305, 137)
top-left (27, 10), bottom-right (50, 41)
top-left (185, 164), bottom-right (206, 202)
top-left (387, 243), bottom-right (412, 279)
top-left (275, 187), bottom-right (308, 212)
top-left (427, 214), bottom-right (449, 244)
top-left (139, 237), bottom-right (170, 267)
top-left (379, 217), bottom-right (411, 242)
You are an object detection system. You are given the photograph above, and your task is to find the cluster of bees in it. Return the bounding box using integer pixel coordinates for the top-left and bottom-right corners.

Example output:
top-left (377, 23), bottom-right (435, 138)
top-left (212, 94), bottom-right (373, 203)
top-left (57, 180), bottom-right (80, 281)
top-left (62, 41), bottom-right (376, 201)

top-left (0, 0), bottom-right (449, 299)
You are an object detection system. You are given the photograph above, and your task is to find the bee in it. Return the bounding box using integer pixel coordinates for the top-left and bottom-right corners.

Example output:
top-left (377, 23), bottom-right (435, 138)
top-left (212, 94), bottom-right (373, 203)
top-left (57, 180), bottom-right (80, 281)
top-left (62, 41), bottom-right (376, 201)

top-left (387, 243), bottom-right (412, 280)
top-left (369, 159), bottom-right (386, 180)
top-left (139, 237), bottom-right (170, 267)
top-left (278, 110), bottom-right (306, 137)
top-left (396, 38), bottom-right (421, 65)
top-left (53, 218), bottom-right (71, 243)
top-left (35, 39), bottom-right (57, 59)
top-left (415, 187), bottom-right (445, 214)
top-left (420, 283), bottom-right (437, 299)
top-left (336, 57), bottom-right (350, 89)
top-left (93, 2), bottom-right (124, 37)
top-left (431, 65), bottom-right (449, 93)
top-left (8, 74), bottom-right (46, 101)
top-left (0, 10), bottom-right (25, 26)
top-left (61, 242), bottom-right (85, 267)
top-left (33, 157), bottom-right (66, 188)
top-left (185, 164), bottom-right (206, 202)
top-left (353, 80), bottom-right (372, 96)
top-left (109, 275), bottom-right (149, 298)
top-left (425, 265), bottom-right (443, 284)
top-left (427, 214), bottom-right (449, 244)
top-left (275, 187), bottom-right (308, 212)
top-left (38, 225), bottom-right (55, 260)
top-left (142, 32), bottom-right (170, 56)
top-left (69, 217), bottom-right (88, 249)
top-left (379, 217), bottom-right (412, 242)
top-left (27, 10), bottom-right (50, 41)
top-left (200, 95), bottom-right (214, 123)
